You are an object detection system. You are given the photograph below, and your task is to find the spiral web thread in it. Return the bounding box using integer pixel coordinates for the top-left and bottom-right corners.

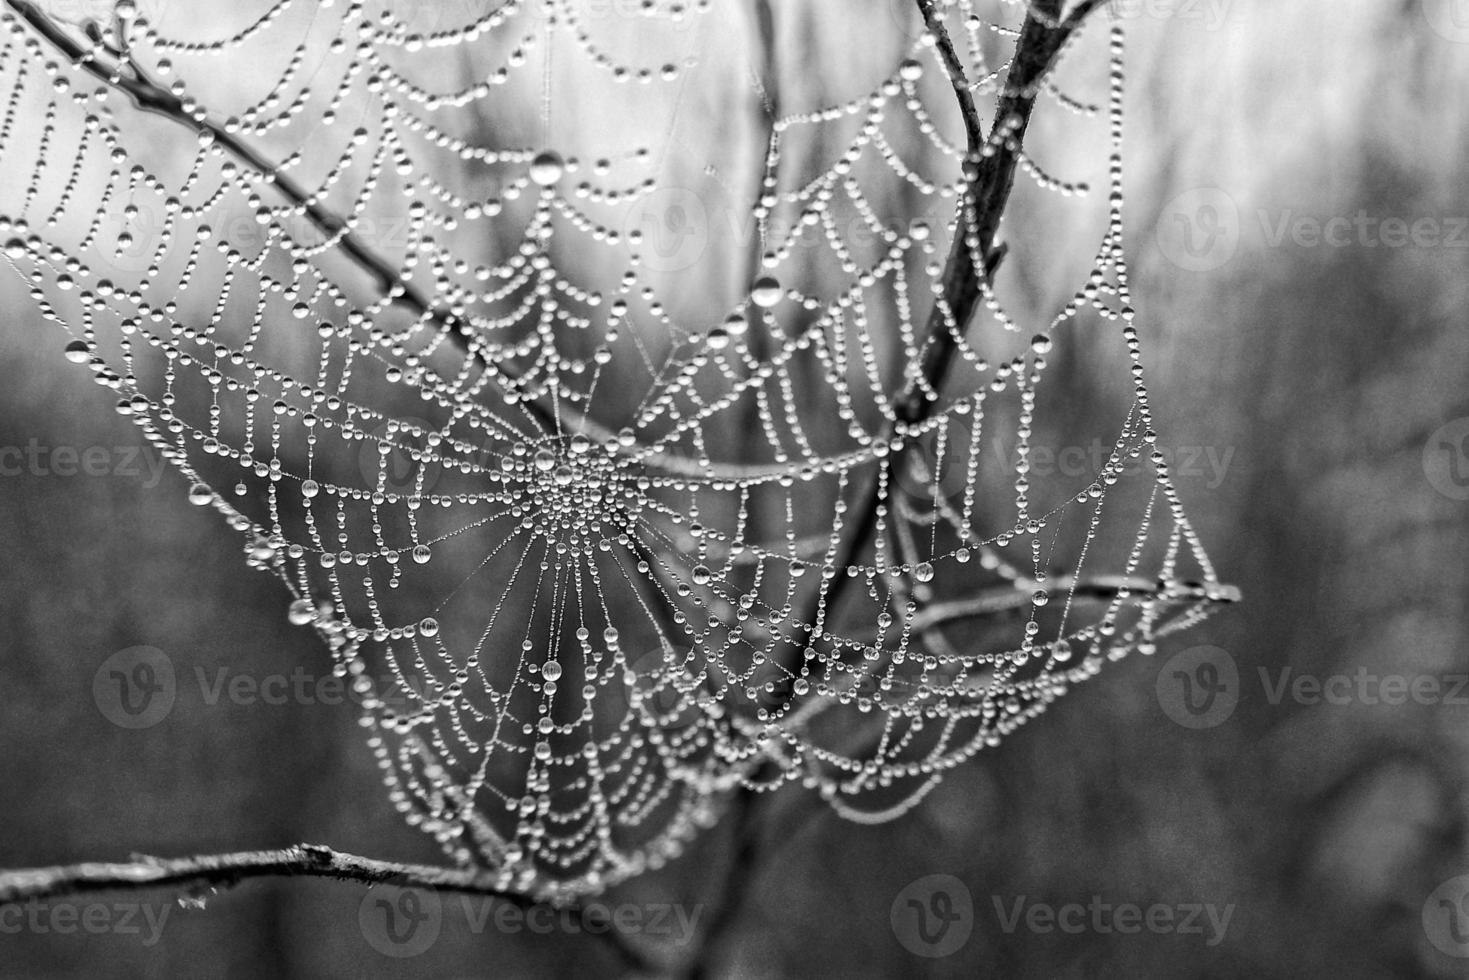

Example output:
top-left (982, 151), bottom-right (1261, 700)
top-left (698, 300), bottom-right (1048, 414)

top-left (0, 0), bottom-right (1237, 900)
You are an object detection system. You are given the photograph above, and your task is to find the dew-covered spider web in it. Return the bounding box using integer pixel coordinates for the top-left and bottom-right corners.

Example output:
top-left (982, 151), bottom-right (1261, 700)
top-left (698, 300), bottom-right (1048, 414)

top-left (0, 0), bottom-right (1237, 900)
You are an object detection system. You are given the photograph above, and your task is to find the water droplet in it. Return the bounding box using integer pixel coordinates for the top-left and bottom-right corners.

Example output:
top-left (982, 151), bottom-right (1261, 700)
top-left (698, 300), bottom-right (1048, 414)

top-left (412, 544), bottom-right (432, 564)
top-left (301, 479), bottom-right (319, 498)
top-left (750, 276), bottom-right (782, 308)
top-left (1031, 334), bottom-right (1053, 355)
top-left (691, 564), bottom-right (712, 586)
top-left (419, 617), bottom-right (440, 637)
top-left (288, 598), bottom-right (315, 625)
top-left (542, 660), bottom-right (562, 681)
top-left (3, 238), bottom-right (27, 259)
top-left (899, 58), bottom-right (924, 81)
top-left (1031, 590), bottom-right (1050, 607)
top-left (187, 483), bottom-right (212, 506)
top-left (706, 325), bottom-right (730, 350)
top-left (534, 448), bottom-right (557, 472)
top-left (529, 150), bottom-right (564, 186)
top-left (64, 340), bottom-right (90, 363)
top-left (913, 562), bottom-right (934, 583)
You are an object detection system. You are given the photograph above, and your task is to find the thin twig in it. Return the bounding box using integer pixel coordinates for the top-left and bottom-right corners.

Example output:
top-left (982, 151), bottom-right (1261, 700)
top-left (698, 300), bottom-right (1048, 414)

top-left (0, 843), bottom-right (525, 905)
top-left (0, 843), bottom-right (659, 974)
top-left (910, 574), bottom-right (1242, 633)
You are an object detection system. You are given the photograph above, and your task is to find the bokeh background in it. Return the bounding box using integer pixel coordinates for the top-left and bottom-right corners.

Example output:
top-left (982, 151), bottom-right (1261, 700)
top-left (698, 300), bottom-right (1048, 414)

top-left (2, 0), bottom-right (1469, 977)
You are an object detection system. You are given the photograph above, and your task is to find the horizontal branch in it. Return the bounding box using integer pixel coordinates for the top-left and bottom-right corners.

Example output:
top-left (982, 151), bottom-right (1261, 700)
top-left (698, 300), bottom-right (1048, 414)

top-left (0, 843), bottom-right (531, 906)
top-left (0, 843), bottom-right (661, 972)
top-left (909, 575), bottom-right (1241, 633)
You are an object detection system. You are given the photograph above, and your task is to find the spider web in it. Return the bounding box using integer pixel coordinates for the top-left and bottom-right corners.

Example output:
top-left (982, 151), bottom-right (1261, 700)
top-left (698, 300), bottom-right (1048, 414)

top-left (0, 0), bottom-right (1236, 900)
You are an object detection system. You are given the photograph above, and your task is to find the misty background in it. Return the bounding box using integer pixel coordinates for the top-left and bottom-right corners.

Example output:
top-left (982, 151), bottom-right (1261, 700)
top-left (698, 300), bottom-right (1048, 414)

top-left (2, 0), bottom-right (1468, 977)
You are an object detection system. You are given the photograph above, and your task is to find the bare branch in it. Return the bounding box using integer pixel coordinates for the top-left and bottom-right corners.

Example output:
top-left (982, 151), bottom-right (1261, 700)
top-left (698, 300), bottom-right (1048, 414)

top-left (782, 0), bottom-right (1101, 674)
top-left (910, 575), bottom-right (1242, 633)
top-left (0, 843), bottom-right (659, 973)
top-left (0, 843), bottom-right (524, 905)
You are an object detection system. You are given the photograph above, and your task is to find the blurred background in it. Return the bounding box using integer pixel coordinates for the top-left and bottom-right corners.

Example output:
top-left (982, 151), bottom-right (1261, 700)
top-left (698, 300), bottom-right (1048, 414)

top-left (2, 0), bottom-right (1469, 977)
